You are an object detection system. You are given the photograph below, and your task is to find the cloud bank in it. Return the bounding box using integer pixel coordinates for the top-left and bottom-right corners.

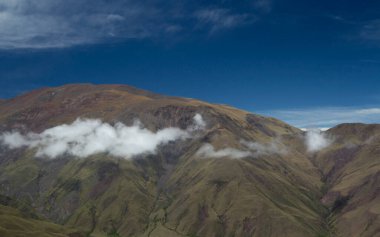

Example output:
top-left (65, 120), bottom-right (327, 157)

top-left (305, 129), bottom-right (331, 152)
top-left (261, 106), bottom-right (380, 129)
top-left (196, 139), bottom-right (286, 159)
top-left (0, 114), bottom-right (206, 158)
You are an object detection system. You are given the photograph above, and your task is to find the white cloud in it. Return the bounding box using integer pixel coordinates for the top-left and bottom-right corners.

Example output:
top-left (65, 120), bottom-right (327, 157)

top-left (196, 143), bottom-right (251, 159)
top-left (300, 127), bottom-right (330, 131)
top-left (190, 113), bottom-right (206, 131)
top-left (356, 108), bottom-right (380, 115)
top-left (304, 129), bottom-right (332, 152)
top-left (0, 131), bottom-right (29, 148)
top-left (0, 114), bottom-right (206, 158)
top-left (261, 106), bottom-right (380, 129)
top-left (240, 139), bottom-right (287, 156)
top-left (196, 139), bottom-right (286, 159)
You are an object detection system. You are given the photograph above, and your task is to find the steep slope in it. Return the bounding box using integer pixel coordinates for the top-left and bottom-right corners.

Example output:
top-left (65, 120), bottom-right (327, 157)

top-left (313, 124), bottom-right (380, 237)
top-left (0, 194), bottom-right (85, 237)
top-left (0, 84), bottom-right (377, 237)
top-left (0, 205), bottom-right (78, 237)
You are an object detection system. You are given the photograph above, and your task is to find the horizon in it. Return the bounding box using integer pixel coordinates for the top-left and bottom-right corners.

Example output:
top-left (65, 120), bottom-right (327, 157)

top-left (1, 82), bottom-right (378, 130)
top-left (1, 0), bottom-right (379, 128)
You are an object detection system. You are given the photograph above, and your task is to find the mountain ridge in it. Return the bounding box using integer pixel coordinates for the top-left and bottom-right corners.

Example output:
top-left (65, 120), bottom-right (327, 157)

top-left (0, 84), bottom-right (378, 237)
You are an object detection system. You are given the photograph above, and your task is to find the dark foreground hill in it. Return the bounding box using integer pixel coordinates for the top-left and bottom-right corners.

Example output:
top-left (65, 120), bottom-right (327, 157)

top-left (0, 84), bottom-right (378, 237)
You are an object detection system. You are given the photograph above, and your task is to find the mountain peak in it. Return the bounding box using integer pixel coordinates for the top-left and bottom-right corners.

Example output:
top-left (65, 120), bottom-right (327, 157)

top-left (0, 84), bottom-right (297, 138)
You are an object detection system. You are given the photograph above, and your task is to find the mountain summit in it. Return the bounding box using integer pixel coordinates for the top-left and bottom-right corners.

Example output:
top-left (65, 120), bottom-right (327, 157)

top-left (0, 84), bottom-right (379, 237)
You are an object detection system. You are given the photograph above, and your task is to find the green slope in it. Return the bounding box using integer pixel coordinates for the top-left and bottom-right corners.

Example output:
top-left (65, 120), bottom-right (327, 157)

top-left (0, 198), bottom-right (84, 237)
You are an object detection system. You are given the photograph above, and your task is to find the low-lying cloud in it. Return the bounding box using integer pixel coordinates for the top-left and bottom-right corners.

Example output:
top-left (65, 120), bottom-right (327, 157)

top-left (241, 139), bottom-right (287, 156)
top-left (305, 129), bottom-right (331, 152)
top-left (196, 143), bottom-right (251, 159)
top-left (0, 114), bottom-right (206, 158)
top-left (190, 113), bottom-right (207, 131)
top-left (196, 139), bottom-right (286, 159)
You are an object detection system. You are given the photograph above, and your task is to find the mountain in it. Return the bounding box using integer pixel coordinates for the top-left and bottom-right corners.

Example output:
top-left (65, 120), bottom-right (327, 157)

top-left (314, 124), bottom-right (380, 237)
top-left (0, 194), bottom-right (85, 237)
top-left (0, 84), bottom-right (378, 237)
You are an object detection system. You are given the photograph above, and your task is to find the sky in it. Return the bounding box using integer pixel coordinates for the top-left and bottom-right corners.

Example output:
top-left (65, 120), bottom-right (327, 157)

top-left (0, 0), bottom-right (380, 128)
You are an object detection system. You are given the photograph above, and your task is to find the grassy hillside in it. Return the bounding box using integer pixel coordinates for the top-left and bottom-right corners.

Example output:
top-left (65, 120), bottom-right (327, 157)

top-left (0, 84), bottom-right (378, 237)
top-left (0, 196), bottom-right (84, 237)
top-left (313, 124), bottom-right (380, 237)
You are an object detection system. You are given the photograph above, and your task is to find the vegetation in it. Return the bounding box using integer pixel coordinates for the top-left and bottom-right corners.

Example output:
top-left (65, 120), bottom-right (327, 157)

top-left (0, 84), bottom-right (379, 236)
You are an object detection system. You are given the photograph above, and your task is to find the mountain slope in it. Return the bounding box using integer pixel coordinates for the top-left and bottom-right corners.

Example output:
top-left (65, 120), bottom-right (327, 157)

top-left (314, 124), bottom-right (380, 237)
top-left (0, 84), bottom-right (378, 237)
top-left (0, 194), bottom-right (85, 237)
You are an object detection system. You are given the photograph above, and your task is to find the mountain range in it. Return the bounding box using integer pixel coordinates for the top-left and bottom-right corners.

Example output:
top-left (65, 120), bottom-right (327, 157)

top-left (0, 84), bottom-right (379, 237)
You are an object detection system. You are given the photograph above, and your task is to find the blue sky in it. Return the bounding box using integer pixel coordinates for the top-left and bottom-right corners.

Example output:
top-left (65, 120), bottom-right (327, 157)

top-left (0, 0), bottom-right (380, 128)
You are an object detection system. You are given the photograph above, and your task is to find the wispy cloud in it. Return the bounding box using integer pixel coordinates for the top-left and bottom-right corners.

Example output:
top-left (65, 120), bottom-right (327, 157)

top-left (0, 0), bottom-right (264, 49)
top-left (196, 143), bottom-right (251, 159)
top-left (252, 0), bottom-right (273, 13)
top-left (261, 106), bottom-right (380, 129)
top-left (194, 8), bottom-right (256, 33)
top-left (0, 0), bottom-right (169, 49)
top-left (196, 138), bottom-right (286, 159)
top-left (240, 139), bottom-right (287, 156)
top-left (320, 14), bottom-right (380, 46)
top-left (360, 19), bottom-right (380, 42)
